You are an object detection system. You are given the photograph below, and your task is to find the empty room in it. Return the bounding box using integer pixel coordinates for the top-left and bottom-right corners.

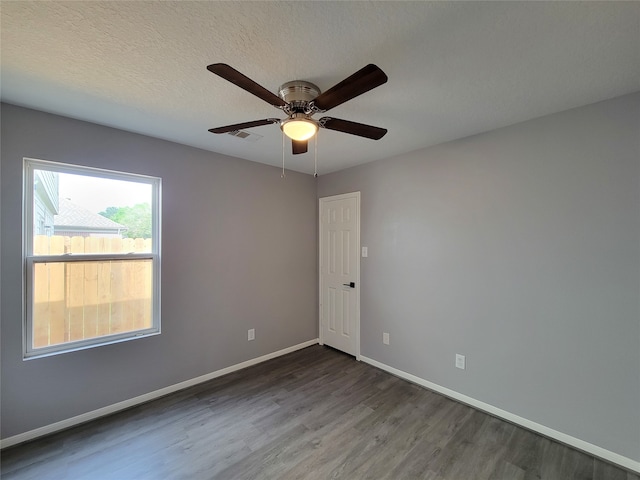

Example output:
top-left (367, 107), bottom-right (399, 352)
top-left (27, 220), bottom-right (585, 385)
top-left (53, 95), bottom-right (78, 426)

top-left (1, 2), bottom-right (639, 479)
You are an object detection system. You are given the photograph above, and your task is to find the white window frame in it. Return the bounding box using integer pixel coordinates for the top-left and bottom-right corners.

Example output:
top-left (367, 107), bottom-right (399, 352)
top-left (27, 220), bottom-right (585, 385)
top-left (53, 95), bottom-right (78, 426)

top-left (23, 158), bottom-right (162, 359)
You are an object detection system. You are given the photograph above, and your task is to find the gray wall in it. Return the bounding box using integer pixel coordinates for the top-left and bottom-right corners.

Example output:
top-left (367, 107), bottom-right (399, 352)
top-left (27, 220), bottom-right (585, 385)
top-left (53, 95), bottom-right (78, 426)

top-left (2, 94), bottom-right (639, 462)
top-left (318, 93), bottom-right (640, 461)
top-left (1, 104), bottom-right (318, 439)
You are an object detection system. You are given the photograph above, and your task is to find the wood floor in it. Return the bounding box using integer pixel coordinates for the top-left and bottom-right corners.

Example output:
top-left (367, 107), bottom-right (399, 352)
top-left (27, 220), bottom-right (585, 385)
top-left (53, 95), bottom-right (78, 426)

top-left (1, 345), bottom-right (637, 480)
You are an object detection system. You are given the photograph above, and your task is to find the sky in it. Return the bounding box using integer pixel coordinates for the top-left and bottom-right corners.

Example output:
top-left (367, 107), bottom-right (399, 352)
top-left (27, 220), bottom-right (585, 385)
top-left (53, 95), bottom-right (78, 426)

top-left (59, 172), bottom-right (152, 213)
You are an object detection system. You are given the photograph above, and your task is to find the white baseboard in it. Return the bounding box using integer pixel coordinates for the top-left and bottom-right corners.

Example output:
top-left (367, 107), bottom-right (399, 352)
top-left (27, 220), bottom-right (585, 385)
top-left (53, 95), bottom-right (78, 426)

top-left (360, 355), bottom-right (640, 474)
top-left (1, 339), bottom-right (319, 449)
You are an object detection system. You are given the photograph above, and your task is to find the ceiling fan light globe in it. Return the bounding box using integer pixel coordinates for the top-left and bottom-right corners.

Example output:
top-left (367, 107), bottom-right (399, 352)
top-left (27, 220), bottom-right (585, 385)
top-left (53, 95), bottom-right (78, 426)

top-left (281, 118), bottom-right (318, 141)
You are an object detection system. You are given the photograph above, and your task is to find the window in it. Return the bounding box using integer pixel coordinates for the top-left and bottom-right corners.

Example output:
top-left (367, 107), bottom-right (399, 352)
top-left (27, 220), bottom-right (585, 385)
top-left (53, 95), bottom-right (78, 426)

top-left (24, 158), bottom-right (161, 358)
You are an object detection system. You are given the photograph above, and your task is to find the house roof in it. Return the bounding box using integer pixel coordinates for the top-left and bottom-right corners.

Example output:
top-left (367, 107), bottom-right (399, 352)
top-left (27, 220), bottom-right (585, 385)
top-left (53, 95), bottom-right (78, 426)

top-left (54, 198), bottom-right (127, 232)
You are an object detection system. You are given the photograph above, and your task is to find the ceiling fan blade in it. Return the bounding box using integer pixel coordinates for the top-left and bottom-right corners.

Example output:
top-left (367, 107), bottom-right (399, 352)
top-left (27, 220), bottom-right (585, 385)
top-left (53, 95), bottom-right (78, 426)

top-left (207, 63), bottom-right (287, 108)
top-left (312, 64), bottom-right (388, 112)
top-left (292, 140), bottom-right (308, 155)
top-left (208, 118), bottom-right (280, 134)
top-left (319, 117), bottom-right (387, 140)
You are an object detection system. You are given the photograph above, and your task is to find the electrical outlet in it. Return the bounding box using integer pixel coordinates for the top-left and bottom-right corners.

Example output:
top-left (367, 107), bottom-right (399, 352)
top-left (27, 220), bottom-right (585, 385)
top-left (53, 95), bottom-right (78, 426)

top-left (248, 329), bottom-right (255, 341)
top-left (362, 246), bottom-right (368, 257)
top-left (383, 332), bottom-right (390, 345)
top-left (455, 354), bottom-right (466, 370)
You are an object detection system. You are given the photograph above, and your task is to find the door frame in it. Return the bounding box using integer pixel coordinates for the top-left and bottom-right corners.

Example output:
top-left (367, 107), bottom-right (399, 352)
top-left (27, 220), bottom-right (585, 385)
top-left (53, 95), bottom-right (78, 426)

top-left (318, 191), bottom-right (361, 360)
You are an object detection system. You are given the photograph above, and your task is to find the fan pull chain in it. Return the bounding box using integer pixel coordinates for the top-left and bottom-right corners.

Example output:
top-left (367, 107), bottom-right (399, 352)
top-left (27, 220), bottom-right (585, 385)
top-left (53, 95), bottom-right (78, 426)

top-left (314, 132), bottom-right (318, 178)
top-left (281, 131), bottom-right (286, 179)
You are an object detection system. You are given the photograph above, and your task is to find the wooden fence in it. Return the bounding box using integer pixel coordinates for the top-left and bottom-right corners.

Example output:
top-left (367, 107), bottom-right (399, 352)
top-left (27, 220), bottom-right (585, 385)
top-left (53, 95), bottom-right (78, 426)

top-left (32, 235), bottom-right (153, 349)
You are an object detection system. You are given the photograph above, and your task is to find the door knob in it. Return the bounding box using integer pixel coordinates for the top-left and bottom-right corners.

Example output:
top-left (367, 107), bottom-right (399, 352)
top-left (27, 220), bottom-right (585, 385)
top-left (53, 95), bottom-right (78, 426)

top-left (343, 282), bottom-right (355, 288)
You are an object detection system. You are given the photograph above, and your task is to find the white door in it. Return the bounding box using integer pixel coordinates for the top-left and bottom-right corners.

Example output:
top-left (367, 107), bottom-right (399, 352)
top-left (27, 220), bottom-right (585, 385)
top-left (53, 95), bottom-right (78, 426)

top-left (319, 192), bottom-right (360, 358)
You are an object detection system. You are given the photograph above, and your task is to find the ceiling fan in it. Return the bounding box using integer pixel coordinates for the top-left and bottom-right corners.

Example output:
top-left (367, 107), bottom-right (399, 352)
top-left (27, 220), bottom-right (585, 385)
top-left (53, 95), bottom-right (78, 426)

top-left (207, 63), bottom-right (388, 155)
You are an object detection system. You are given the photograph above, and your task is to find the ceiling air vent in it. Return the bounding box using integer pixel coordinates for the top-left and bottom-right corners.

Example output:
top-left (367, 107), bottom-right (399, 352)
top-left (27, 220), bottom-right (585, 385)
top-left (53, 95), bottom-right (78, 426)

top-left (227, 130), bottom-right (263, 142)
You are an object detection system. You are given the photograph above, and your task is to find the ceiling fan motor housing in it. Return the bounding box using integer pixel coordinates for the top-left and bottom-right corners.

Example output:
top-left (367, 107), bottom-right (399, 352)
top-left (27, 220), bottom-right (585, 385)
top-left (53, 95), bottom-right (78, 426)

top-left (279, 81), bottom-right (321, 115)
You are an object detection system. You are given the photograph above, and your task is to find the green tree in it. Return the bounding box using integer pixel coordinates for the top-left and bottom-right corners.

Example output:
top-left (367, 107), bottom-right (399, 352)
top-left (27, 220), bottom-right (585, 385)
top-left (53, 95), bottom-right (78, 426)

top-left (100, 206), bottom-right (120, 219)
top-left (99, 203), bottom-right (151, 239)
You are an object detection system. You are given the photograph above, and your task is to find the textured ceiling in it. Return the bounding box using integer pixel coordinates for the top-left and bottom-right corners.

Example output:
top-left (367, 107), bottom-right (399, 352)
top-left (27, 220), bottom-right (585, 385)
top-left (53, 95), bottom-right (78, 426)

top-left (2, 1), bottom-right (639, 175)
